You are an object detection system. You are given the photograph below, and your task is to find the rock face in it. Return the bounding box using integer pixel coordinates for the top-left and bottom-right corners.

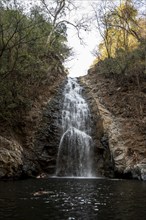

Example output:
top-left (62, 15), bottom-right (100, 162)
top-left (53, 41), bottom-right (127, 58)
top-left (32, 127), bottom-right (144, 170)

top-left (0, 136), bottom-right (23, 178)
top-left (19, 77), bottom-right (115, 178)
top-left (0, 69), bottom-right (67, 179)
top-left (27, 78), bottom-right (114, 178)
top-left (20, 79), bottom-right (67, 178)
top-left (0, 68), bottom-right (146, 180)
top-left (32, 80), bottom-right (66, 175)
top-left (80, 71), bottom-right (146, 180)
top-left (80, 82), bottom-right (114, 177)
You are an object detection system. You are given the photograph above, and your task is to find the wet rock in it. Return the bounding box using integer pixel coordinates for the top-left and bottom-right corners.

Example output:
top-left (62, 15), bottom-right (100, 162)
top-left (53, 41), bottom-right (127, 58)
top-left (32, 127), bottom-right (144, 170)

top-left (133, 160), bottom-right (146, 180)
top-left (33, 80), bottom-right (66, 175)
top-left (79, 80), bottom-right (115, 178)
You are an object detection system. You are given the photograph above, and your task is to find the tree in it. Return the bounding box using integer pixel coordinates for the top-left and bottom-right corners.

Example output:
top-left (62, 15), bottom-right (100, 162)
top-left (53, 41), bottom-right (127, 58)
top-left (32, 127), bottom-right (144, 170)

top-left (0, 0), bottom-right (70, 123)
top-left (92, 0), bottom-right (141, 61)
top-left (108, 0), bottom-right (141, 46)
top-left (39, 0), bottom-right (89, 46)
top-left (92, 0), bottom-right (113, 59)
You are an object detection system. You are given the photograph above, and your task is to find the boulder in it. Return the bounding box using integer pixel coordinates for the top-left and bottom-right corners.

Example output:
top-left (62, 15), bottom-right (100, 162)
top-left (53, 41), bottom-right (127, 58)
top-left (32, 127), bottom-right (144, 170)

top-left (133, 160), bottom-right (146, 180)
top-left (0, 136), bottom-right (23, 178)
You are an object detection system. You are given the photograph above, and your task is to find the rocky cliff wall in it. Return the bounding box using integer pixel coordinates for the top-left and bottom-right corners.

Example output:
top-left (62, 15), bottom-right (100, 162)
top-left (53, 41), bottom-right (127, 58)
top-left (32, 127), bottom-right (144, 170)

top-left (81, 83), bottom-right (115, 177)
top-left (0, 70), bottom-right (67, 179)
top-left (26, 77), bottom-right (115, 178)
top-left (1, 68), bottom-right (146, 180)
top-left (80, 71), bottom-right (146, 180)
top-left (29, 80), bottom-right (66, 176)
top-left (0, 74), bottom-right (115, 179)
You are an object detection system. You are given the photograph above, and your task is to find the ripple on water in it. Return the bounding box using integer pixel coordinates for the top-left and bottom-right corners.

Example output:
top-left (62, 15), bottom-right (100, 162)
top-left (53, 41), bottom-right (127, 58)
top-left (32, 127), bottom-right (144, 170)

top-left (0, 178), bottom-right (146, 220)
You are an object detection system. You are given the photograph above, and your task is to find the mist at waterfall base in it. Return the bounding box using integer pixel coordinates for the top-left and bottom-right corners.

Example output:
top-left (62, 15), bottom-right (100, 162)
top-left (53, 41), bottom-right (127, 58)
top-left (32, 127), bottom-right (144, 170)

top-left (1, 178), bottom-right (146, 220)
top-left (56, 77), bottom-right (95, 177)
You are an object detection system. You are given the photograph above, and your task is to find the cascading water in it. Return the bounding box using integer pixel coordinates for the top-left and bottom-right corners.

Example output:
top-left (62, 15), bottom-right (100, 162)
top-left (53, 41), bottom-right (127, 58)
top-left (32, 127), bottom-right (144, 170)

top-left (56, 77), bottom-right (94, 177)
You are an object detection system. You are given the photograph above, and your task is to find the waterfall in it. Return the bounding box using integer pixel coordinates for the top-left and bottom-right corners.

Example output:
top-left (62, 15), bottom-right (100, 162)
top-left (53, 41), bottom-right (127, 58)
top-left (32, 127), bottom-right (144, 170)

top-left (56, 77), bottom-right (94, 177)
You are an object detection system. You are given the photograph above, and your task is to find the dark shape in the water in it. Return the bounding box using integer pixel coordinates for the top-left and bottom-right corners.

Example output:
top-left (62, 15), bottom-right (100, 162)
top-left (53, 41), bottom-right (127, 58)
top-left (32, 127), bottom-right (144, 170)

top-left (33, 188), bottom-right (49, 196)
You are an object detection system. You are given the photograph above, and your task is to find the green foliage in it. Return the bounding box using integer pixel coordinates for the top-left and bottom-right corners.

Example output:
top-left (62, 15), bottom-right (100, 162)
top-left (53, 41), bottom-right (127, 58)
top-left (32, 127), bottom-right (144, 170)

top-left (0, 0), bottom-right (70, 124)
top-left (95, 41), bottom-right (146, 77)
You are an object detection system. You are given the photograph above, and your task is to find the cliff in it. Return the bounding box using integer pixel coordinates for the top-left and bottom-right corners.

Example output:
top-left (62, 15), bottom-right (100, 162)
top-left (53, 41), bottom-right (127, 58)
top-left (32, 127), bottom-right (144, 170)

top-left (80, 69), bottom-right (146, 180)
top-left (0, 68), bottom-right (67, 179)
top-left (1, 65), bottom-right (146, 181)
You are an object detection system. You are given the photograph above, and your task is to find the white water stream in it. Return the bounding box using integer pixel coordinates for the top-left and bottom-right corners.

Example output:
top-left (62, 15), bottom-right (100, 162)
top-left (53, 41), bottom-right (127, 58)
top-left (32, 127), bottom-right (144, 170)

top-left (56, 78), bottom-right (94, 177)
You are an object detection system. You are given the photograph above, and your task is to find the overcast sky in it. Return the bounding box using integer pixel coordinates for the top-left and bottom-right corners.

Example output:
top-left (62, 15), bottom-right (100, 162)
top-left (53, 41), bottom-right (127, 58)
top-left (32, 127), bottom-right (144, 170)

top-left (66, 0), bottom-right (101, 77)
top-left (66, 26), bottom-right (100, 78)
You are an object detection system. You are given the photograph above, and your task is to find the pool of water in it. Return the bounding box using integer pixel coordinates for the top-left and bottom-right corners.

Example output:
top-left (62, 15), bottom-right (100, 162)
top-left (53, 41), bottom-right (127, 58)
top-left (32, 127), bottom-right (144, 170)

top-left (0, 177), bottom-right (146, 220)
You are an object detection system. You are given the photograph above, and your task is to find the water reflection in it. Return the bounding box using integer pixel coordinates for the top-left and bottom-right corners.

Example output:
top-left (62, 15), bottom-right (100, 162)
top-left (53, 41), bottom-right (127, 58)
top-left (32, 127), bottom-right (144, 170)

top-left (0, 178), bottom-right (146, 220)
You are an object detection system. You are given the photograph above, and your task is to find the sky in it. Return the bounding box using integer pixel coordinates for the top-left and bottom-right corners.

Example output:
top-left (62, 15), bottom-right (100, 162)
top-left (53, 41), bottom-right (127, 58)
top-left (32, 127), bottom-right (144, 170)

top-left (66, 27), bottom-right (100, 77)
top-left (21, 0), bottom-right (102, 77)
top-left (65, 0), bottom-right (146, 77)
top-left (64, 0), bottom-right (102, 77)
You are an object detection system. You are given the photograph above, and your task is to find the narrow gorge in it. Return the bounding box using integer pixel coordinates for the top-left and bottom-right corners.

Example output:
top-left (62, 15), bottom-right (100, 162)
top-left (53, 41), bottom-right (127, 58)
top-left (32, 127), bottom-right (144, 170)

top-left (0, 74), bottom-right (146, 181)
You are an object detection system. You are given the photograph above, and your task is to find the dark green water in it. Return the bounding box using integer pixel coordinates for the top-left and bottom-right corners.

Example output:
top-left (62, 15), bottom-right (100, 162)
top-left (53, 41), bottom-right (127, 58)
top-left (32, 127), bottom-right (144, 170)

top-left (0, 178), bottom-right (146, 220)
